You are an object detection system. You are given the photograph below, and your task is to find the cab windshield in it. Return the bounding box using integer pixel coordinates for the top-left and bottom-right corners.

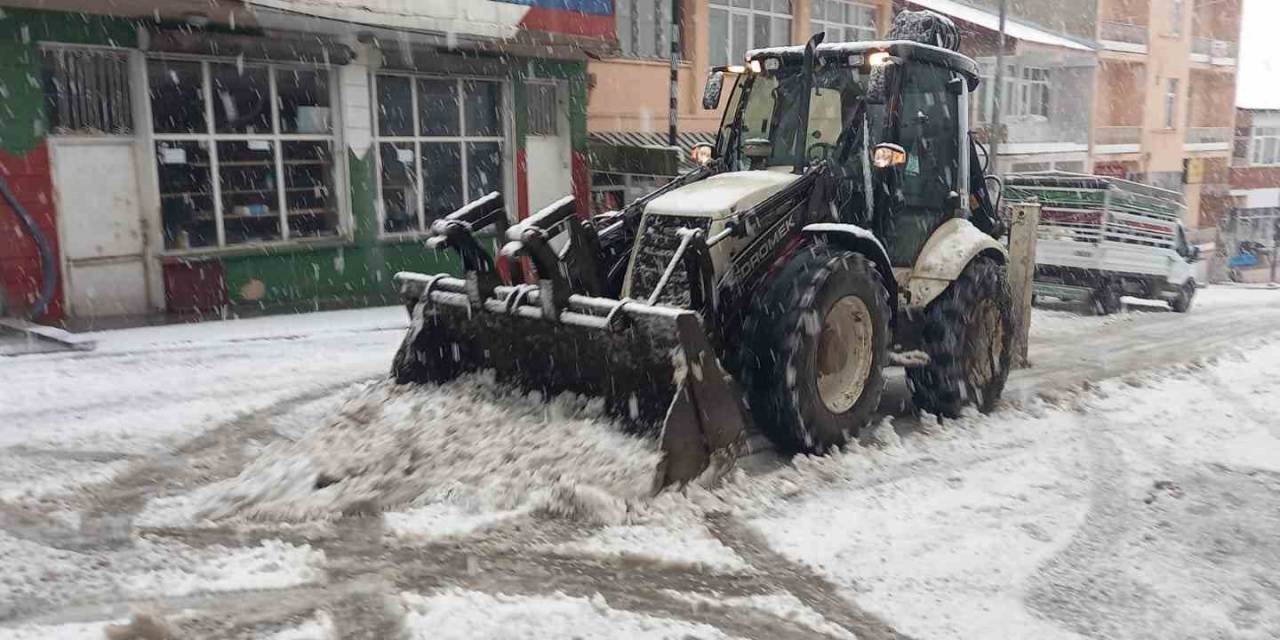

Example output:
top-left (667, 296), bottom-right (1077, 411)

top-left (718, 59), bottom-right (872, 172)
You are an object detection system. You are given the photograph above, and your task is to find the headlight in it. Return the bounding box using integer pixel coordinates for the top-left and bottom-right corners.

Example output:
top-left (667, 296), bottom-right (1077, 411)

top-left (872, 143), bottom-right (908, 168)
top-left (690, 143), bottom-right (714, 166)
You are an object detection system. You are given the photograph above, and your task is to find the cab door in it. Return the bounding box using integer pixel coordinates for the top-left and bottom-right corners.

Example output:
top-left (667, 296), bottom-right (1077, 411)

top-left (880, 63), bottom-right (961, 266)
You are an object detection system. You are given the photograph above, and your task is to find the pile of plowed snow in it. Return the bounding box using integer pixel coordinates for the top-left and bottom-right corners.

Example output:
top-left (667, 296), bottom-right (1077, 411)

top-left (185, 374), bottom-right (663, 524)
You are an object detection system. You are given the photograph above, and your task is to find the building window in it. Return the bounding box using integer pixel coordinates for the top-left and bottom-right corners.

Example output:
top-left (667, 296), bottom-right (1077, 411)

top-left (1164, 78), bottom-right (1179, 129)
top-left (975, 62), bottom-right (1049, 122)
top-left (1019, 67), bottom-right (1050, 118)
top-left (709, 0), bottom-right (794, 68)
top-left (810, 0), bottom-right (877, 43)
top-left (374, 75), bottom-right (505, 234)
top-left (616, 0), bottom-right (674, 59)
top-left (148, 58), bottom-right (338, 250)
top-left (1170, 0), bottom-right (1183, 36)
top-left (1250, 126), bottom-right (1280, 166)
top-left (527, 83), bottom-right (559, 137)
top-left (41, 46), bottom-right (133, 135)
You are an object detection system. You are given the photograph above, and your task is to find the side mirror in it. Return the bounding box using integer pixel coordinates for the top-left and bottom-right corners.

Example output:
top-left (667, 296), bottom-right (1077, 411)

top-left (702, 71), bottom-right (724, 110)
top-left (1190, 246), bottom-right (1202, 262)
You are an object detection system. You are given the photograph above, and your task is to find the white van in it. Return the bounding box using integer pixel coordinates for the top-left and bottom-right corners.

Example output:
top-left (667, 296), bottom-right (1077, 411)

top-left (1005, 172), bottom-right (1200, 314)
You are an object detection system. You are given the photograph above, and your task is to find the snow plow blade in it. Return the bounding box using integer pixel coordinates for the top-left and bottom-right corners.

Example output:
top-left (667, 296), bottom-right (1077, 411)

top-left (391, 273), bottom-right (749, 490)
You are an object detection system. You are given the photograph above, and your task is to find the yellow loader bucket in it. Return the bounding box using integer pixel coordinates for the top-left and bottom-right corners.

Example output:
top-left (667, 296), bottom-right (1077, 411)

top-left (391, 274), bottom-right (749, 490)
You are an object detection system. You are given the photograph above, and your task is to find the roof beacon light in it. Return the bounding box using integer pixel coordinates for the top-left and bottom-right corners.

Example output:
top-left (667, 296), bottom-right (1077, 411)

top-left (869, 51), bottom-right (891, 66)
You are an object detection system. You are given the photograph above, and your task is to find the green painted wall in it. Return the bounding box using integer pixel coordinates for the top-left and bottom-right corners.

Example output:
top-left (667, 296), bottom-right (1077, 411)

top-left (0, 8), bottom-right (138, 154)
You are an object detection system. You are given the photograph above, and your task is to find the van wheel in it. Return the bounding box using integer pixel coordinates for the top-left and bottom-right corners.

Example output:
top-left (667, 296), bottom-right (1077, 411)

top-left (907, 257), bottom-right (1014, 418)
top-left (1092, 281), bottom-right (1122, 316)
top-left (740, 246), bottom-right (890, 453)
top-left (1170, 282), bottom-right (1195, 313)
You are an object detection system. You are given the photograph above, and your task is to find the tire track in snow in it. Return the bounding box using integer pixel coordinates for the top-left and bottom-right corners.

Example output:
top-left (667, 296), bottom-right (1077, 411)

top-left (1022, 413), bottom-right (1133, 639)
top-left (706, 513), bottom-right (914, 640)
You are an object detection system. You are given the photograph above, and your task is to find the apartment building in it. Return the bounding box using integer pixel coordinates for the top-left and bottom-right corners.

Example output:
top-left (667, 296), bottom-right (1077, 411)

top-left (585, 0), bottom-right (894, 210)
top-left (1092, 0), bottom-right (1241, 238)
top-left (1223, 107), bottom-right (1280, 281)
top-left (901, 0), bottom-right (1099, 175)
top-left (0, 0), bottom-right (609, 324)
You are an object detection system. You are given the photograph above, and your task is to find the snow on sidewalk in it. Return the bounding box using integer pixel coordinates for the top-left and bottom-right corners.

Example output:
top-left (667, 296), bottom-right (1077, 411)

top-left (0, 305), bottom-right (406, 449)
top-left (0, 306), bottom-right (407, 501)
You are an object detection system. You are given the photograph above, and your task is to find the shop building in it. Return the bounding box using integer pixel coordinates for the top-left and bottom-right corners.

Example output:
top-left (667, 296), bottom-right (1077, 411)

top-left (0, 0), bottom-right (610, 325)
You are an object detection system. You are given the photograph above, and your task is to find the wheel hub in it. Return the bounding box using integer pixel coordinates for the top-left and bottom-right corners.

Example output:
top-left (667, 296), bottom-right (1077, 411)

top-left (816, 296), bottom-right (875, 414)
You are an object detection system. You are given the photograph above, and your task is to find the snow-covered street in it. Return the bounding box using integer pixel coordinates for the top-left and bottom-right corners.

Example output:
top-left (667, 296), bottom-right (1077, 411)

top-left (2, 286), bottom-right (1280, 639)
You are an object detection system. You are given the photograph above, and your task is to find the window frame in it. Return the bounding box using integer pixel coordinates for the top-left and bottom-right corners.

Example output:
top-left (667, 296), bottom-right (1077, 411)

top-left (974, 61), bottom-right (1050, 122)
top-left (40, 43), bottom-right (135, 137)
top-left (1250, 126), bottom-right (1280, 166)
top-left (1164, 78), bottom-right (1179, 129)
top-left (371, 71), bottom-right (513, 239)
top-left (145, 55), bottom-right (346, 253)
top-left (810, 0), bottom-right (878, 44)
top-left (709, 0), bottom-right (794, 68)
top-left (615, 0), bottom-right (675, 60)
top-left (1019, 66), bottom-right (1050, 119)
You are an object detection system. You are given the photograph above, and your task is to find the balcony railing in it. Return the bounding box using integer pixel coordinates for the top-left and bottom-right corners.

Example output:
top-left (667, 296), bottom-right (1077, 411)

top-left (1186, 126), bottom-right (1232, 145)
top-left (1096, 126), bottom-right (1142, 146)
top-left (1191, 37), bottom-right (1238, 62)
top-left (1099, 21), bottom-right (1149, 48)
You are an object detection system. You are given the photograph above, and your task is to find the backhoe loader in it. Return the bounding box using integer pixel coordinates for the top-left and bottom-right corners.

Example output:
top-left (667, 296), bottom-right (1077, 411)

top-left (392, 10), bottom-right (1014, 489)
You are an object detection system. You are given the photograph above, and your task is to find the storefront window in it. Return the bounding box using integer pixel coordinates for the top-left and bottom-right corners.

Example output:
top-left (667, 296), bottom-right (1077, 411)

top-left (149, 60), bottom-right (205, 135)
top-left (150, 59), bottom-right (339, 250)
top-left (375, 75), bottom-right (506, 234)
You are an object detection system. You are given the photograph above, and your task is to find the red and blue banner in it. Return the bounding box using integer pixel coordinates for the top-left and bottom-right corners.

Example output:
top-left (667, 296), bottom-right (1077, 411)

top-left (498, 0), bottom-right (615, 39)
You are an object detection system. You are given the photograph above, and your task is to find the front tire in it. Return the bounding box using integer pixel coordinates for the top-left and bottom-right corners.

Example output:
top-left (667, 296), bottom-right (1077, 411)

top-left (740, 246), bottom-right (891, 453)
top-left (1170, 281), bottom-right (1195, 313)
top-left (907, 257), bottom-right (1015, 418)
top-left (1092, 279), bottom-right (1122, 316)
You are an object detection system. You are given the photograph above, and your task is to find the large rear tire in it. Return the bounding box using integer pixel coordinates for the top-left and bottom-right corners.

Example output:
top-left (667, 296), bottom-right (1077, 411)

top-left (907, 257), bottom-right (1014, 418)
top-left (740, 246), bottom-right (891, 453)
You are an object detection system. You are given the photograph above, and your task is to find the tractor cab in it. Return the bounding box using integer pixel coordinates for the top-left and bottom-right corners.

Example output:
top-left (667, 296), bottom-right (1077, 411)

top-left (702, 38), bottom-right (999, 267)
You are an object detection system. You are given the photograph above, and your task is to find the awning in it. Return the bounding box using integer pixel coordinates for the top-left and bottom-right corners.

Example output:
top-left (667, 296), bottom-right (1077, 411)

top-left (588, 131), bottom-right (718, 175)
top-left (906, 0), bottom-right (1096, 52)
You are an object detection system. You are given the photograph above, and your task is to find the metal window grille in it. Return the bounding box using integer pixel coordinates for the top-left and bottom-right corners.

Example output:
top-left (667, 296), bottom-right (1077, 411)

top-left (42, 47), bottom-right (133, 135)
top-left (527, 84), bottom-right (559, 137)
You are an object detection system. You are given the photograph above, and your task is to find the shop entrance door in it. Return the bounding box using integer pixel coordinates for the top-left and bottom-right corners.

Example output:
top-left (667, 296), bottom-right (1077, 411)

top-left (50, 140), bottom-right (150, 318)
top-left (525, 81), bottom-right (573, 213)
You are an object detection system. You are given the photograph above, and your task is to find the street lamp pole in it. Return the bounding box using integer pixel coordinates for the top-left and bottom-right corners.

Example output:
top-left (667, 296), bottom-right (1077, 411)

top-left (990, 0), bottom-right (1008, 174)
top-left (669, 0), bottom-right (679, 147)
